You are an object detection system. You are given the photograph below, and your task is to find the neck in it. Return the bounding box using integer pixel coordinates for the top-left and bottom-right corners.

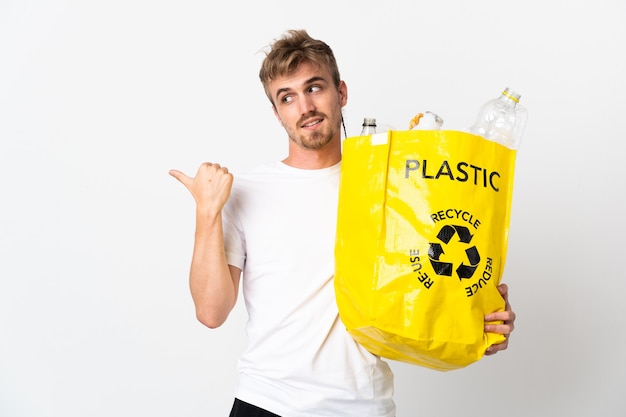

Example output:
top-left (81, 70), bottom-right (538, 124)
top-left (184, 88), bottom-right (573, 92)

top-left (282, 138), bottom-right (342, 169)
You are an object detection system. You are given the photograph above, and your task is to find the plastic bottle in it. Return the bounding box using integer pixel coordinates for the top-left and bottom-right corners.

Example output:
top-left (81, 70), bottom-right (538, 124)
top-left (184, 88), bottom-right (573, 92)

top-left (468, 87), bottom-right (528, 149)
top-left (360, 117), bottom-right (377, 135)
top-left (409, 111), bottom-right (444, 130)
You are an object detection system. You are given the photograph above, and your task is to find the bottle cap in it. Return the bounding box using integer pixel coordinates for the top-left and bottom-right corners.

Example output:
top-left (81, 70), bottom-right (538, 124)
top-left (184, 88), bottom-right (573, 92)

top-left (362, 117), bottom-right (377, 126)
top-left (502, 87), bottom-right (521, 103)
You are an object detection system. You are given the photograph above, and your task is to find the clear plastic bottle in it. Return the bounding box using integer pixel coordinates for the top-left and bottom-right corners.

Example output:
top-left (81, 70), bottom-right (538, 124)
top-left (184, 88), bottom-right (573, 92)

top-left (468, 87), bottom-right (528, 149)
top-left (360, 117), bottom-right (377, 135)
top-left (409, 111), bottom-right (444, 130)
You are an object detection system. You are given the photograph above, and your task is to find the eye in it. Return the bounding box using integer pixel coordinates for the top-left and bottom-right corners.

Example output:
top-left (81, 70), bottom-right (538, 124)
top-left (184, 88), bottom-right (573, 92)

top-left (309, 85), bottom-right (321, 93)
top-left (281, 94), bottom-right (294, 104)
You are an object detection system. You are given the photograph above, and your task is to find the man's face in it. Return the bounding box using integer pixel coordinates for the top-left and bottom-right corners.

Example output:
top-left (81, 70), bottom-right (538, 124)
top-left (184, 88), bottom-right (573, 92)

top-left (268, 60), bottom-right (347, 150)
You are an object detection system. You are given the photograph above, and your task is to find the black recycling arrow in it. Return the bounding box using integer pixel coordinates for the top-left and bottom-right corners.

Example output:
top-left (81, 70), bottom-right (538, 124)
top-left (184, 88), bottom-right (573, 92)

top-left (436, 224), bottom-right (474, 244)
top-left (465, 246), bottom-right (480, 265)
top-left (453, 225), bottom-right (474, 244)
top-left (456, 246), bottom-right (481, 280)
top-left (432, 260), bottom-right (453, 276)
top-left (436, 225), bottom-right (456, 244)
top-left (428, 243), bottom-right (445, 260)
top-left (428, 242), bottom-right (453, 276)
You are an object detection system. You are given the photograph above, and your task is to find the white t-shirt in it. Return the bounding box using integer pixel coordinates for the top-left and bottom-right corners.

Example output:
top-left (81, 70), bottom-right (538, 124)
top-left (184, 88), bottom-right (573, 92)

top-left (223, 161), bottom-right (395, 417)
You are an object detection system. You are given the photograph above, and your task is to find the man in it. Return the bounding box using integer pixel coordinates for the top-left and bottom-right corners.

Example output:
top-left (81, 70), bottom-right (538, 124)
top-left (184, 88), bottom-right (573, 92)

top-left (169, 29), bottom-right (515, 417)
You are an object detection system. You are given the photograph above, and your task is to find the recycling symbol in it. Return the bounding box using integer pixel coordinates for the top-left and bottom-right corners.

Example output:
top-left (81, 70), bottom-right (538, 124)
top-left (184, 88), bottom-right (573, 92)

top-left (428, 224), bottom-right (481, 280)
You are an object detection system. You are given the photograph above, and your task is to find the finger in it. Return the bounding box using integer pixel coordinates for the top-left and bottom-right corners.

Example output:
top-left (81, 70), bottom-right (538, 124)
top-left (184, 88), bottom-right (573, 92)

top-left (485, 322), bottom-right (513, 336)
top-left (485, 308), bottom-right (511, 320)
top-left (202, 161), bottom-right (224, 170)
top-left (485, 283), bottom-right (512, 322)
top-left (487, 314), bottom-right (514, 334)
top-left (485, 339), bottom-right (509, 355)
top-left (203, 163), bottom-right (232, 179)
top-left (169, 169), bottom-right (192, 188)
top-left (497, 283), bottom-right (509, 300)
top-left (198, 162), bottom-right (231, 177)
top-left (211, 163), bottom-right (231, 175)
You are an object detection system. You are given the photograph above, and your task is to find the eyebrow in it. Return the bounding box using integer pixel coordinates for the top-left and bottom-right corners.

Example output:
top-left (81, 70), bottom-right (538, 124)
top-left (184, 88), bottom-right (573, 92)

top-left (274, 76), bottom-right (328, 102)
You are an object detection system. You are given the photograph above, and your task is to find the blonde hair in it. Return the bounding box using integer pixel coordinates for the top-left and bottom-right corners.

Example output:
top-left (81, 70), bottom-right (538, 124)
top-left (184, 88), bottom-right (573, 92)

top-left (259, 29), bottom-right (341, 105)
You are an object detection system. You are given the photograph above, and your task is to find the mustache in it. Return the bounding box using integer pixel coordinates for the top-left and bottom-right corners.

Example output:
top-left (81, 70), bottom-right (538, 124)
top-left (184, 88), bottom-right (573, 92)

top-left (297, 112), bottom-right (326, 126)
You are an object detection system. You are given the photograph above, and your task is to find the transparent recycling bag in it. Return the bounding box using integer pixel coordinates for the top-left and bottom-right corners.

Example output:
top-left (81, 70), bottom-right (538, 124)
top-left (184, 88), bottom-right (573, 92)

top-left (334, 130), bottom-right (516, 371)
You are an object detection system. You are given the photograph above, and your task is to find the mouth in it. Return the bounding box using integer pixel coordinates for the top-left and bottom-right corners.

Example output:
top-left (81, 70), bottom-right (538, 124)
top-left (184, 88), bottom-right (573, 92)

top-left (301, 116), bottom-right (324, 129)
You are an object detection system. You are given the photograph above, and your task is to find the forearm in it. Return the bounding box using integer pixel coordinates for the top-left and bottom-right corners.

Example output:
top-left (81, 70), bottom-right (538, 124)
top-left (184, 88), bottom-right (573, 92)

top-left (189, 210), bottom-right (239, 328)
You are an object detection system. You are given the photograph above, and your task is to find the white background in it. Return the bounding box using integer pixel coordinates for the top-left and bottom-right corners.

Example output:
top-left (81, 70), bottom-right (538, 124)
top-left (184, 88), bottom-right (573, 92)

top-left (1, 1), bottom-right (625, 416)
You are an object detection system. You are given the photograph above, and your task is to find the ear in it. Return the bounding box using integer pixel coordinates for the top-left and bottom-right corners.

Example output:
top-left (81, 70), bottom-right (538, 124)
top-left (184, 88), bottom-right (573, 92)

top-left (339, 81), bottom-right (348, 107)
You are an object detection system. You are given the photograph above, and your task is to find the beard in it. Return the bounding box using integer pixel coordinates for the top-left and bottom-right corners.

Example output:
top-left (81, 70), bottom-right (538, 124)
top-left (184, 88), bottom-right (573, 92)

top-left (288, 111), bottom-right (339, 150)
top-left (293, 129), bottom-right (333, 150)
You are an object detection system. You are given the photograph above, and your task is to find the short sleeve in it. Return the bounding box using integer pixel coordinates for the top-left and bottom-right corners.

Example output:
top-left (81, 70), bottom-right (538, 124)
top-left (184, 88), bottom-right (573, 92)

top-left (222, 189), bottom-right (246, 271)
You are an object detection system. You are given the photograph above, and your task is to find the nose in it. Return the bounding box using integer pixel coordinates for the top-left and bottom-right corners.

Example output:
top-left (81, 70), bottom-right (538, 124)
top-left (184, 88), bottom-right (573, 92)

top-left (299, 94), bottom-right (316, 115)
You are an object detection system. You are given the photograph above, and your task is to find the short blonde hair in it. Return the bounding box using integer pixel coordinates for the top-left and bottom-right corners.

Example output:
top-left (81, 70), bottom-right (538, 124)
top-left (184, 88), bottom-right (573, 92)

top-left (259, 29), bottom-right (341, 105)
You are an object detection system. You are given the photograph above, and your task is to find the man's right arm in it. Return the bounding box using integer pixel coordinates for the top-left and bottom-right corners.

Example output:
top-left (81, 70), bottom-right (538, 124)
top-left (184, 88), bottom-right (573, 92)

top-left (188, 208), bottom-right (241, 328)
top-left (169, 162), bottom-right (240, 328)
